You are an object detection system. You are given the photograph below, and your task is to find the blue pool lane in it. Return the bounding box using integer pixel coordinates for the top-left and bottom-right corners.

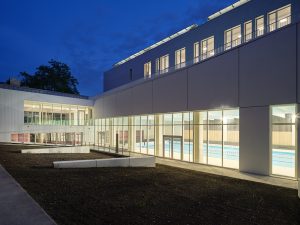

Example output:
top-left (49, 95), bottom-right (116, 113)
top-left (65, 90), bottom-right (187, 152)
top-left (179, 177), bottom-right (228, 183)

top-left (136, 141), bottom-right (295, 170)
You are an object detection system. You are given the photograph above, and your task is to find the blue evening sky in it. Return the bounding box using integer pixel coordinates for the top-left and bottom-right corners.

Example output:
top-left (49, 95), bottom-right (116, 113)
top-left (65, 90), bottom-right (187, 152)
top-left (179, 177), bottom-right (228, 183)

top-left (0, 0), bottom-right (236, 96)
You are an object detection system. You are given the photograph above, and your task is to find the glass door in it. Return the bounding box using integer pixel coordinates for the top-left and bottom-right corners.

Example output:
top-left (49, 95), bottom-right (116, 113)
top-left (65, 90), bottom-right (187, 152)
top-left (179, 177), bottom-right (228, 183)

top-left (172, 136), bottom-right (182, 160)
top-left (163, 136), bottom-right (172, 158)
top-left (163, 135), bottom-right (182, 160)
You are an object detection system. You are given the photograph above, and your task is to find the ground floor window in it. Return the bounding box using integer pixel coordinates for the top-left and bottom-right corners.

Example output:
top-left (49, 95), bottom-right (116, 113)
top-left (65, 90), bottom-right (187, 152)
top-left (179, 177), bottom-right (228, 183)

top-left (271, 105), bottom-right (297, 178)
top-left (95, 108), bottom-right (239, 169)
top-left (11, 132), bottom-right (83, 146)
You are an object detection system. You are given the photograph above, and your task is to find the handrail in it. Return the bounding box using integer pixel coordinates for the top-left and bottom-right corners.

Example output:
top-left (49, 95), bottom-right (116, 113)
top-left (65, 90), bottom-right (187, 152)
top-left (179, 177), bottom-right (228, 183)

top-left (145, 15), bottom-right (293, 78)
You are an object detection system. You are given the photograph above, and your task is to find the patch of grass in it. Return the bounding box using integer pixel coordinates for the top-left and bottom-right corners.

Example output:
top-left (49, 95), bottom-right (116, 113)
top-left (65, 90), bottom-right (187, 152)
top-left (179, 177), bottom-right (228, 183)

top-left (0, 144), bottom-right (299, 225)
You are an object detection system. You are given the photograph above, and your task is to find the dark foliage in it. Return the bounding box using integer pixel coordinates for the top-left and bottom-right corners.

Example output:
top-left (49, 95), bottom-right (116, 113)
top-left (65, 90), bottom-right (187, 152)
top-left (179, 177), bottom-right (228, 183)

top-left (20, 60), bottom-right (79, 94)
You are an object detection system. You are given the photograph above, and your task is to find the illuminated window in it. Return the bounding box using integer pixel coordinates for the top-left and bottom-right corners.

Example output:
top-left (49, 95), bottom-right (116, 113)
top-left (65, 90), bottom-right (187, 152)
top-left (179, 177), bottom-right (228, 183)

top-left (193, 42), bottom-right (199, 63)
top-left (175, 48), bottom-right (186, 69)
top-left (24, 101), bottom-right (93, 126)
top-left (156, 54), bottom-right (169, 74)
top-left (144, 61), bottom-right (151, 79)
top-left (271, 105), bottom-right (296, 178)
top-left (268, 5), bottom-right (291, 32)
top-left (224, 26), bottom-right (241, 50)
top-left (244, 20), bottom-right (252, 42)
top-left (201, 36), bottom-right (214, 60)
top-left (256, 16), bottom-right (264, 37)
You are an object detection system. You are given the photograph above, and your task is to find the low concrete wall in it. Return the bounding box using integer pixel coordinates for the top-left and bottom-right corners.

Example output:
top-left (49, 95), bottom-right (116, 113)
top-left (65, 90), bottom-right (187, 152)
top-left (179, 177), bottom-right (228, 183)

top-left (53, 156), bottom-right (155, 169)
top-left (21, 146), bottom-right (90, 154)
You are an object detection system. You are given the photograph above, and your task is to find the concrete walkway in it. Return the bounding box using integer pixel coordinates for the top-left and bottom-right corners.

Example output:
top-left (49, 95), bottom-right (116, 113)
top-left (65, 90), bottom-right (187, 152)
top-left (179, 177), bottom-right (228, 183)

top-left (93, 148), bottom-right (298, 189)
top-left (156, 157), bottom-right (298, 189)
top-left (0, 165), bottom-right (56, 225)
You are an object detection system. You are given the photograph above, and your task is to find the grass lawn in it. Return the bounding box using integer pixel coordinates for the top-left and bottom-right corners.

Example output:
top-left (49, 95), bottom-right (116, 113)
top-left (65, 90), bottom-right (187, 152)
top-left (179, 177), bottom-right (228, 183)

top-left (0, 144), bottom-right (299, 225)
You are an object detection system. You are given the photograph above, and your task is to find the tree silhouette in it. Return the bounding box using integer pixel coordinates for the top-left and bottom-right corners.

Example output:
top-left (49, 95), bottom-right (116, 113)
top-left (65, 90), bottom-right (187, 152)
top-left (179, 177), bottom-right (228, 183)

top-left (20, 60), bottom-right (79, 94)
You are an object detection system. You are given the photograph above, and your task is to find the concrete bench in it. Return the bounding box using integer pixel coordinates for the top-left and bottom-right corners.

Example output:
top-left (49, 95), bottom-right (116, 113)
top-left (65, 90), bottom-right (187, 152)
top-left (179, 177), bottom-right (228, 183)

top-left (21, 146), bottom-right (90, 154)
top-left (53, 156), bottom-right (155, 169)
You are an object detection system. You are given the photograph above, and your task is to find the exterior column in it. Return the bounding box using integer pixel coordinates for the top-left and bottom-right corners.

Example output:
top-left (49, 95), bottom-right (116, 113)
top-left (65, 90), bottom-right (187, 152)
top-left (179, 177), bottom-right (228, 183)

top-left (193, 112), bottom-right (200, 163)
top-left (239, 106), bottom-right (270, 175)
top-left (128, 117), bottom-right (134, 152)
top-left (155, 115), bottom-right (163, 157)
top-left (297, 104), bottom-right (300, 191)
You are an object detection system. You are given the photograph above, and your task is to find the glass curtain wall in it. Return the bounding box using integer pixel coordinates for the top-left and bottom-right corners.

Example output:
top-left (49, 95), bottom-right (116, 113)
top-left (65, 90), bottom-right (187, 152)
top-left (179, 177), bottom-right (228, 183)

top-left (271, 105), bottom-right (296, 178)
top-left (24, 101), bottom-right (92, 126)
top-left (94, 109), bottom-right (239, 170)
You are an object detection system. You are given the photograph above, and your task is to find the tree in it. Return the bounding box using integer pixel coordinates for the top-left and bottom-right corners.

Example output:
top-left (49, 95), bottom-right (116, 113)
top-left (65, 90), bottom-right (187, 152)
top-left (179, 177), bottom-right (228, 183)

top-left (20, 60), bottom-right (79, 94)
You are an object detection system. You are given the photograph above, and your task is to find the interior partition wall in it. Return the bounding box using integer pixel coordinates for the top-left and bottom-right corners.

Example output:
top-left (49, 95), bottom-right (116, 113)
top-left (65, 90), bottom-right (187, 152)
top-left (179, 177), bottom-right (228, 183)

top-left (95, 108), bottom-right (239, 169)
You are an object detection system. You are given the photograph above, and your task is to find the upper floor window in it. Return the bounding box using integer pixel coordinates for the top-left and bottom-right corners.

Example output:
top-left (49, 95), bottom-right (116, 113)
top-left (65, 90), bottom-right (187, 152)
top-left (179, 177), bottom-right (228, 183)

top-left (175, 48), bottom-right (186, 69)
top-left (244, 20), bottom-right (252, 42)
top-left (193, 42), bottom-right (200, 63)
top-left (256, 16), bottom-right (264, 37)
top-left (144, 61), bottom-right (151, 79)
top-left (225, 26), bottom-right (241, 50)
top-left (201, 36), bottom-right (214, 60)
top-left (156, 54), bottom-right (169, 74)
top-left (268, 5), bottom-right (291, 32)
top-left (24, 101), bottom-right (93, 126)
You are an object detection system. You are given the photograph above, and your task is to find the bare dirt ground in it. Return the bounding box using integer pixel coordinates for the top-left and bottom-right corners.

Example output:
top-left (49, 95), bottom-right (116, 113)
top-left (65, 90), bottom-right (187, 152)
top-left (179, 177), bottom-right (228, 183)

top-left (0, 144), bottom-right (299, 225)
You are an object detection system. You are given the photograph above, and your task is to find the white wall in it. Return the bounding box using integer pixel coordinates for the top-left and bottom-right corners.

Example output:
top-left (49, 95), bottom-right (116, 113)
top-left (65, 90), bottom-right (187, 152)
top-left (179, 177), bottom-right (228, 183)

top-left (0, 88), bottom-right (94, 143)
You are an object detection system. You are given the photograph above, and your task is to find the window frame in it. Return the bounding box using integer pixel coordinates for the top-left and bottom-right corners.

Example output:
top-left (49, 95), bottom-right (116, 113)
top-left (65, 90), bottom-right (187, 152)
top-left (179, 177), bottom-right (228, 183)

top-left (244, 20), bottom-right (253, 42)
top-left (157, 54), bottom-right (169, 74)
top-left (270, 104), bottom-right (297, 178)
top-left (201, 36), bottom-right (214, 60)
top-left (175, 47), bottom-right (186, 69)
top-left (193, 42), bottom-right (200, 63)
top-left (268, 4), bottom-right (291, 32)
top-left (144, 61), bottom-right (151, 79)
top-left (255, 15), bottom-right (264, 37)
top-left (224, 25), bottom-right (241, 50)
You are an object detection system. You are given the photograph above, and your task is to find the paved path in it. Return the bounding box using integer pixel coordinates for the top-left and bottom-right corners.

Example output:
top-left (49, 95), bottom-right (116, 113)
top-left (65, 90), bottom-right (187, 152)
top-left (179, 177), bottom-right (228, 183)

top-left (0, 165), bottom-right (57, 225)
top-left (156, 157), bottom-right (298, 189)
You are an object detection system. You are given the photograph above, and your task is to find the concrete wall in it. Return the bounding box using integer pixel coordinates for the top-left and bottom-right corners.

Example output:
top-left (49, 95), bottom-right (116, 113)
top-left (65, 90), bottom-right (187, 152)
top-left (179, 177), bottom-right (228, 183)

top-left (188, 49), bottom-right (238, 110)
top-left (239, 106), bottom-right (270, 175)
top-left (239, 26), bottom-right (297, 107)
top-left (153, 70), bottom-right (187, 113)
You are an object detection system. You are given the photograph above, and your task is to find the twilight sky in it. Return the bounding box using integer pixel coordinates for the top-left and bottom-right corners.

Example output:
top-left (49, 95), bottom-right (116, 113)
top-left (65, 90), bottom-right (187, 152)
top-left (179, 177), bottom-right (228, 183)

top-left (0, 0), bottom-right (236, 96)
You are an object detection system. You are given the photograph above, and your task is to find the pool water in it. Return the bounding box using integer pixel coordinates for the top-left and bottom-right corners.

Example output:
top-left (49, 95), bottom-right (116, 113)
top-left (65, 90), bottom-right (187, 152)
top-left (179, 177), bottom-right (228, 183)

top-left (135, 141), bottom-right (295, 176)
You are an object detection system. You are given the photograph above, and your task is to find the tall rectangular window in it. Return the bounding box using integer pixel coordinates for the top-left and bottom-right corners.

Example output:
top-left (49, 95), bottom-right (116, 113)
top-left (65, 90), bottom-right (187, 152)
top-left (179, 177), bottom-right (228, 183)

top-left (256, 16), bottom-right (264, 37)
top-left (194, 42), bottom-right (199, 63)
top-left (201, 36), bottom-right (214, 60)
top-left (156, 54), bottom-right (169, 74)
top-left (208, 111), bottom-right (223, 166)
top-left (271, 105), bottom-right (296, 178)
top-left (224, 26), bottom-right (241, 50)
top-left (223, 109), bottom-right (239, 169)
top-left (244, 20), bottom-right (252, 42)
top-left (175, 48), bottom-right (186, 69)
top-left (268, 5), bottom-right (291, 32)
top-left (144, 61), bottom-right (151, 79)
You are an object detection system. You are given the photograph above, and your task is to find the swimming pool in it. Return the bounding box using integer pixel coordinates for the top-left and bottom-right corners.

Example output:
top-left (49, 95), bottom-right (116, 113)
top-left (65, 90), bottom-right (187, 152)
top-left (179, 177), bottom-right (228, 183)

top-left (135, 141), bottom-right (295, 176)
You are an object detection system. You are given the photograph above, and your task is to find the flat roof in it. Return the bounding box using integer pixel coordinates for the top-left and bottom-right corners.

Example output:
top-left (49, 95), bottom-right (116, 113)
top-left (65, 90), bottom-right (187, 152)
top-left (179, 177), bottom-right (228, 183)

top-left (113, 24), bottom-right (198, 67)
top-left (208, 0), bottom-right (251, 21)
top-left (0, 83), bottom-right (90, 100)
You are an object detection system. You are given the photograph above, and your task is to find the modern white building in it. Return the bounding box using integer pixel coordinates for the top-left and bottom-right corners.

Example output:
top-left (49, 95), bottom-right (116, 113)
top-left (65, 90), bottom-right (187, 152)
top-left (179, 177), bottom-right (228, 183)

top-left (1, 0), bottom-right (300, 182)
